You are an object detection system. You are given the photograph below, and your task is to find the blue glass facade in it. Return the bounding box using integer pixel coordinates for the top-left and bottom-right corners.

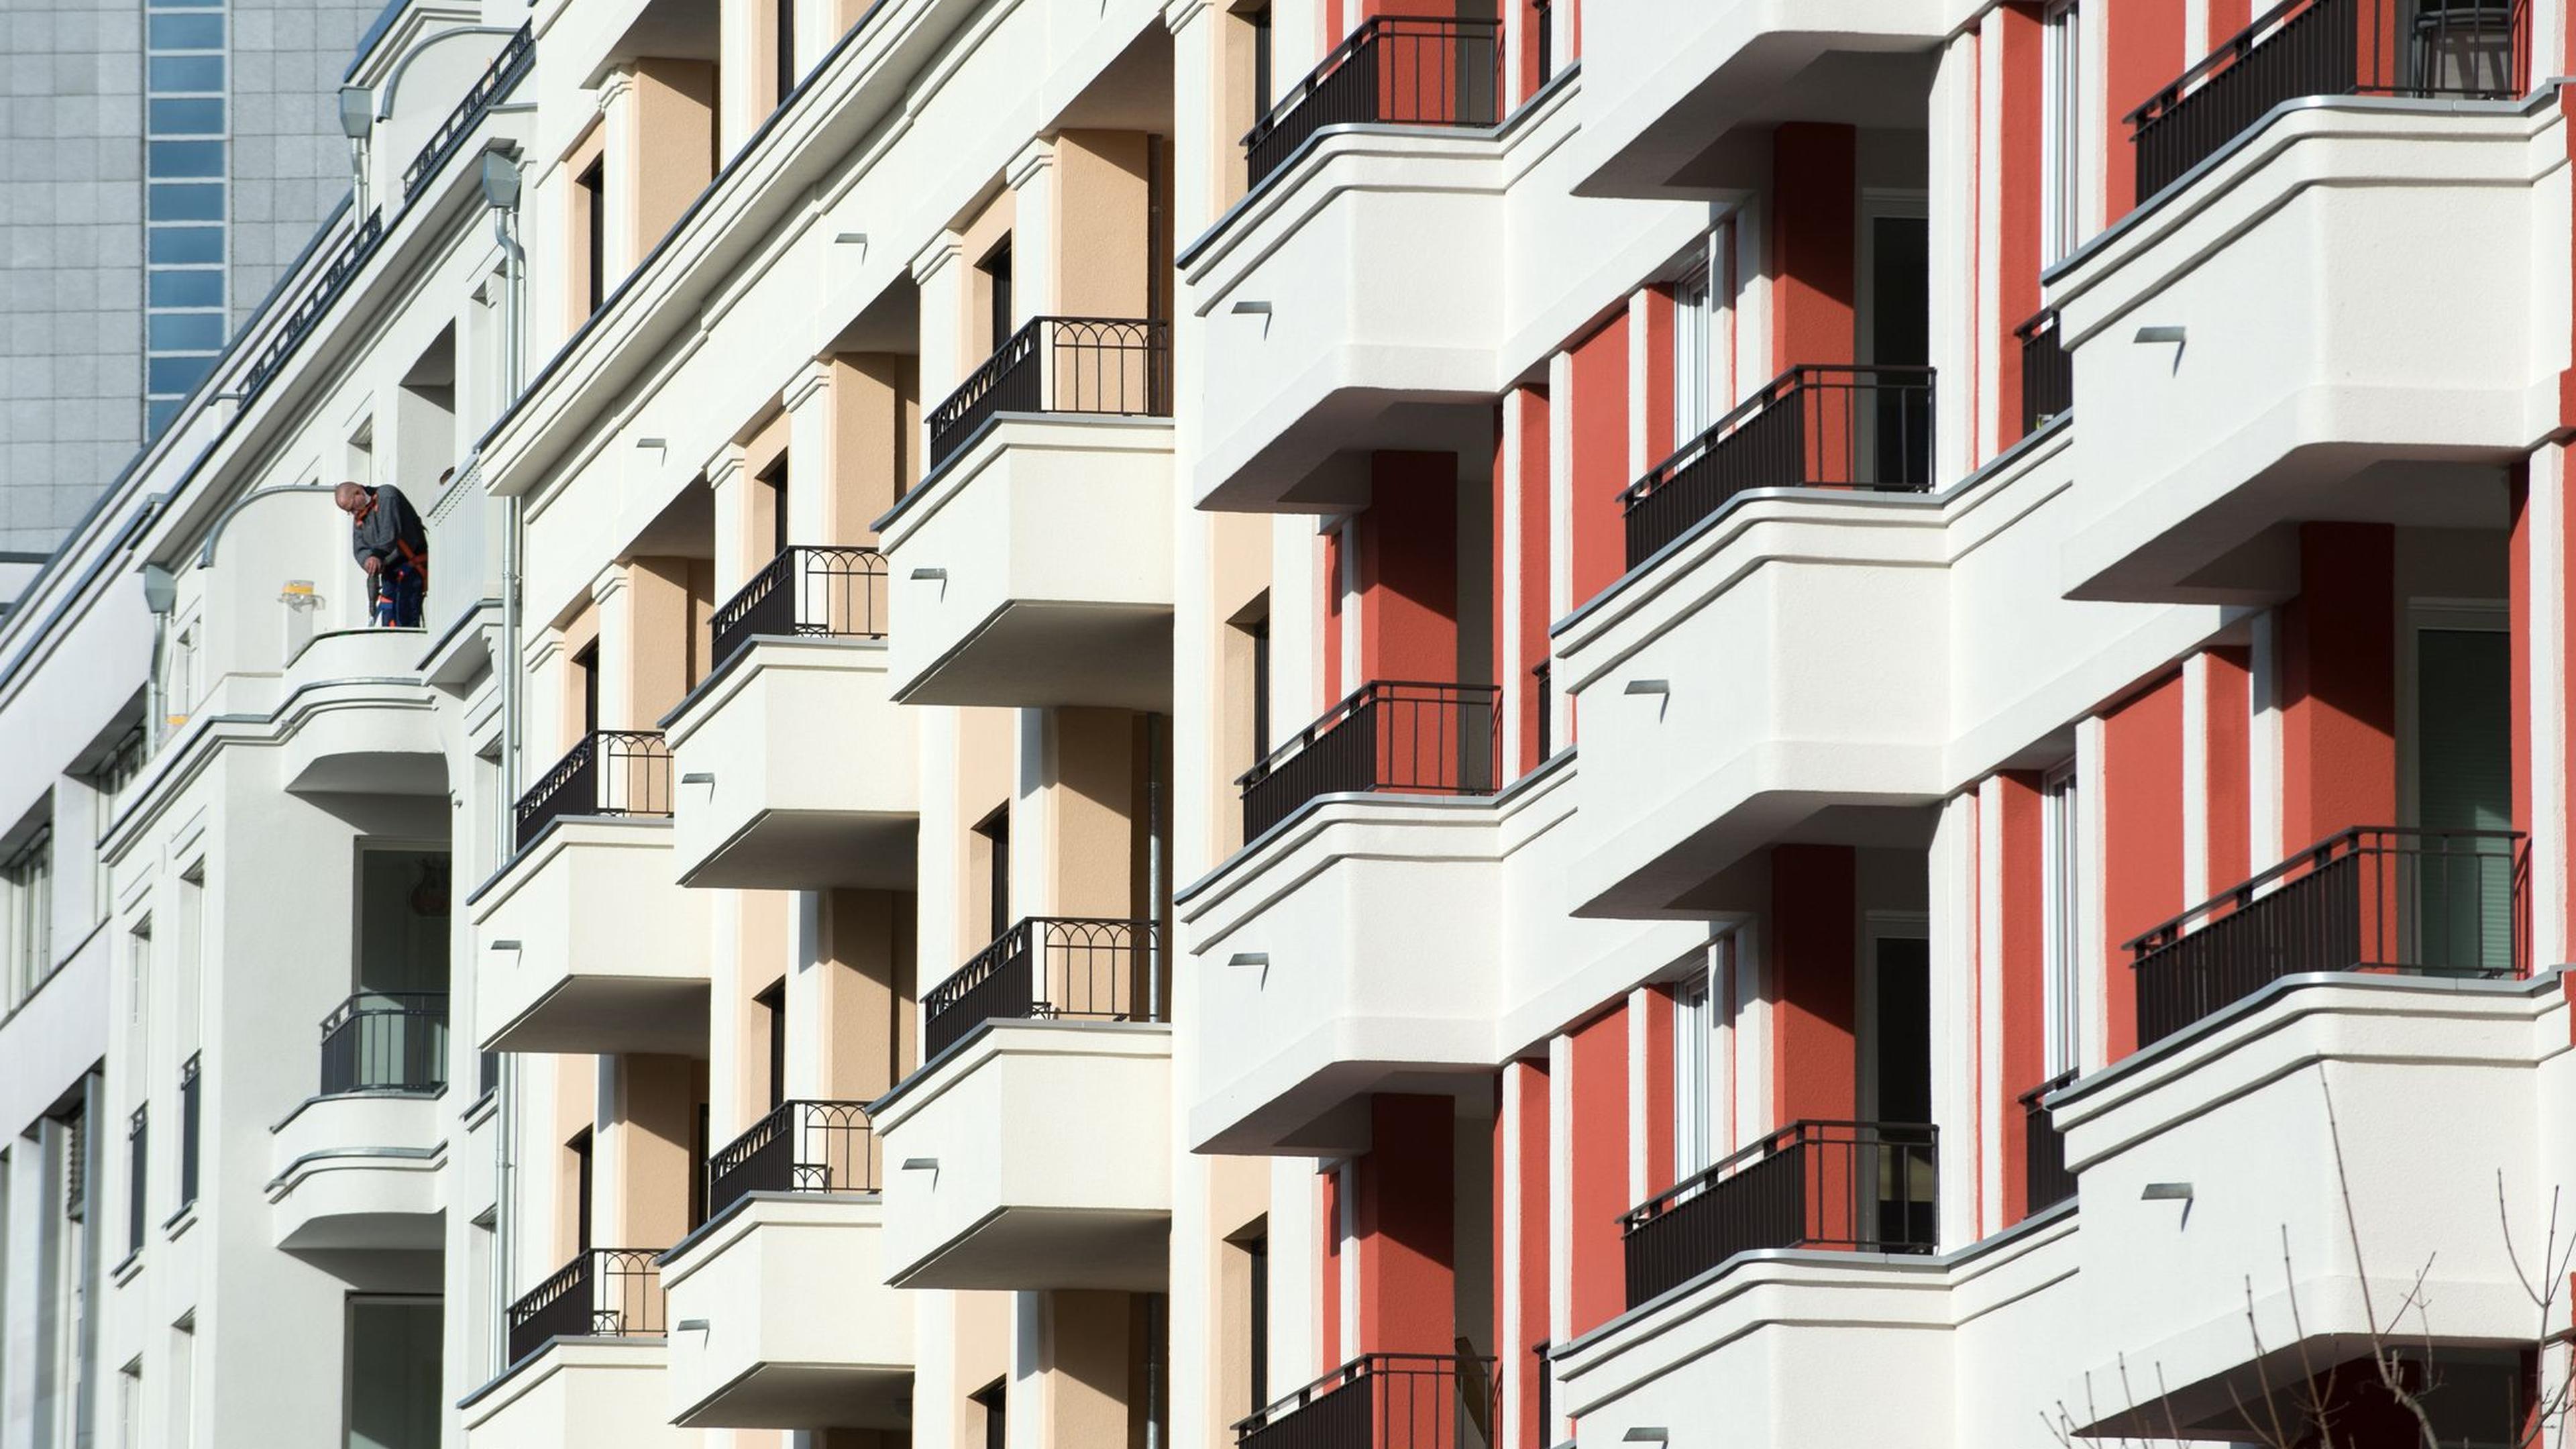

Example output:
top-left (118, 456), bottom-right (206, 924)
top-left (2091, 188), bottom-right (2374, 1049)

top-left (143, 0), bottom-right (228, 436)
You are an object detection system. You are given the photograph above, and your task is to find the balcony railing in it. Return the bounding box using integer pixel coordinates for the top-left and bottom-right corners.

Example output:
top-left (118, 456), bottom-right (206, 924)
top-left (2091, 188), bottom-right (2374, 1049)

top-left (1244, 16), bottom-right (1504, 187)
top-left (1620, 364), bottom-right (1936, 570)
top-left (1234, 1352), bottom-right (1499, 1449)
top-left (399, 23), bottom-right (534, 202)
top-left (2017, 310), bottom-right (2071, 436)
top-left (319, 991), bottom-right (449, 1095)
top-left (505, 1248), bottom-right (664, 1366)
top-left (925, 317), bottom-right (1173, 468)
top-left (2125, 825), bottom-right (2526, 1046)
top-left (176, 1051), bottom-right (200, 1212)
top-left (2128, 0), bottom-right (2524, 202)
top-left (240, 207), bottom-right (386, 404)
top-left (704, 1099), bottom-right (881, 1222)
top-left (921, 916), bottom-right (1163, 1062)
top-left (1621, 1120), bottom-right (1938, 1307)
top-left (1239, 681), bottom-right (1501, 841)
top-left (513, 730), bottom-right (672, 853)
top-left (708, 545), bottom-right (891, 672)
top-left (2019, 1069), bottom-right (2077, 1215)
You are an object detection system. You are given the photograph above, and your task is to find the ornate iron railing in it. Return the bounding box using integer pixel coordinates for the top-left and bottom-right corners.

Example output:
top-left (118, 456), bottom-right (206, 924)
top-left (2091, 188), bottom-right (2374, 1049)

top-left (319, 991), bottom-right (449, 1095)
top-left (1620, 364), bottom-right (1935, 569)
top-left (399, 23), bottom-right (535, 202)
top-left (1622, 1120), bottom-right (1939, 1307)
top-left (1234, 1352), bottom-right (1499, 1449)
top-left (1244, 17), bottom-right (1504, 186)
top-left (1239, 681), bottom-right (1500, 842)
top-left (704, 1099), bottom-right (880, 1222)
top-left (2125, 825), bottom-right (2526, 1046)
top-left (921, 916), bottom-right (1162, 1062)
top-left (513, 731), bottom-right (671, 853)
top-left (2128, 0), bottom-right (2524, 201)
top-left (505, 1248), bottom-right (664, 1364)
top-left (707, 545), bottom-right (890, 671)
top-left (925, 317), bottom-right (1172, 468)
top-left (240, 208), bottom-right (387, 403)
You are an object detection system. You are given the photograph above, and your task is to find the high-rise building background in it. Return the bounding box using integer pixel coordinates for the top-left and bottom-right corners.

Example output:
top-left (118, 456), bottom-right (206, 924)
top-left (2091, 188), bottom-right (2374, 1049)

top-left (0, 0), bottom-right (378, 555)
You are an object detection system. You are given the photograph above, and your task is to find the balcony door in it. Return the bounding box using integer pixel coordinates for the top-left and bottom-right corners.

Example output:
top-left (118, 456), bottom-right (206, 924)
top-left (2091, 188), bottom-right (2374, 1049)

top-left (345, 1295), bottom-right (441, 1449)
top-left (1862, 922), bottom-right (1934, 1248)
top-left (2408, 616), bottom-right (2512, 974)
top-left (1858, 195), bottom-right (1930, 488)
top-left (353, 849), bottom-right (451, 1090)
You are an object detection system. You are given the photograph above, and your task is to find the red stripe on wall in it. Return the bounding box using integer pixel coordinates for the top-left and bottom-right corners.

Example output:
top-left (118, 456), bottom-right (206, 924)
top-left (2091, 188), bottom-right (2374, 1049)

top-left (1357, 452), bottom-right (1463, 683)
top-left (2279, 522), bottom-right (2396, 851)
top-left (1769, 124), bottom-right (1858, 372)
top-left (1566, 1004), bottom-right (1628, 1338)
top-left (2201, 647), bottom-right (2253, 894)
top-left (1640, 289), bottom-right (1677, 467)
top-left (2105, 0), bottom-right (2186, 219)
top-left (1497, 1062), bottom-right (1552, 1449)
top-left (2102, 674), bottom-right (2186, 1060)
top-left (1639, 987), bottom-right (1676, 1193)
top-left (1353, 1094), bottom-right (1457, 1355)
top-left (1770, 843), bottom-right (1859, 1122)
top-left (1993, 773), bottom-right (2047, 1225)
top-left (1568, 317), bottom-right (1630, 610)
top-left (1998, 4), bottom-right (2044, 447)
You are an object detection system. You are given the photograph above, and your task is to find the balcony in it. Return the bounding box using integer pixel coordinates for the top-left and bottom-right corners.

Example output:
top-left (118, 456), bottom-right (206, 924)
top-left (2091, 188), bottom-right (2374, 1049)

top-left (1573, 0), bottom-right (1945, 198)
top-left (472, 733), bottom-right (709, 1055)
top-left (1234, 1353), bottom-right (1499, 1449)
top-left (882, 341), bottom-right (1176, 710)
top-left (268, 998), bottom-right (450, 1250)
top-left (1241, 682), bottom-right (1500, 842)
top-left (2016, 311), bottom-right (2070, 436)
top-left (509, 1248), bottom-right (665, 1364)
top-left (667, 550), bottom-right (917, 890)
top-left (2019, 1070), bottom-right (2077, 1216)
top-left (1244, 17), bottom-right (1501, 189)
top-left (661, 1102), bottom-right (910, 1430)
top-left (1622, 1120), bottom-right (1937, 1308)
top-left (875, 923), bottom-right (1171, 1290)
top-left (2127, 0), bottom-right (2522, 205)
top-left (2047, 77), bottom-right (2546, 602)
top-left (924, 317), bottom-right (1171, 470)
top-left (2125, 826), bottom-right (2524, 1048)
top-left (398, 22), bottom-right (534, 203)
top-left (1621, 364), bottom-right (1933, 570)
top-left (466, 1249), bottom-right (682, 1449)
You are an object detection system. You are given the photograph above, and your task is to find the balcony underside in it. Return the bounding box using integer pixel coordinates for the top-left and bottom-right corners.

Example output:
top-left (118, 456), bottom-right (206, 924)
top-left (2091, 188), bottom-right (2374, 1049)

top-left (892, 1205), bottom-right (1170, 1293)
top-left (484, 975), bottom-right (710, 1057)
top-left (678, 1364), bottom-right (911, 1432)
top-left (683, 811), bottom-right (918, 892)
top-left (893, 602), bottom-right (1174, 711)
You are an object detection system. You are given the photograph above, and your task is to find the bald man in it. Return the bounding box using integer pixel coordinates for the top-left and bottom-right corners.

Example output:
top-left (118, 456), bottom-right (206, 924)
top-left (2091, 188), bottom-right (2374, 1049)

top-left (335, 480), bottom-right (429, 627)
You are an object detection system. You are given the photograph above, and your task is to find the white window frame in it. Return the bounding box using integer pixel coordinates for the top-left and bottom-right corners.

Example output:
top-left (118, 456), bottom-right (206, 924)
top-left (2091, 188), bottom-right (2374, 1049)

top-left (2042, 0), bottom-right (2085, 263)
top-left (2041, 761), bottom-right (2083, 1075)
top-left (1671, 965), bottom-right (1714, 1178)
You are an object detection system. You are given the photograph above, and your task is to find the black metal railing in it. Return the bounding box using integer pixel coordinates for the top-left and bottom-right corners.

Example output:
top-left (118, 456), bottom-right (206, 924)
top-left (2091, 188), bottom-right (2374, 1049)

top-left (2129, 0), bottom-right (2523, 201)
top-left (126, 1106), bottom-right (148, 1255)
top-left (513, 730), bottom-right (672, 853)
top-left (704, 1099), bottom-right (881, 1222)
top-left (1239, 681), bottom-right (1501, 841)
top-left (1530, 662), bottom-right (1552, 764)
top-left (176, 1052), bottom-right (200, 1211)
top-left (2020, 1069), bottom-right (2077, 1215)
top-left (921, 916), bottom-right (1163, 1062)
top-left (400, 23), bottom-right (535, 201)
top-left (2017, 310), bottom-right (2071, 436)
top-left (1621, 1120), bottom-right (1939, 1307)
top-left (1245, 17), bottom-right (1504, 186)
top-left (708, 545), bottom-right (890, 672)
top-left (1235, 1352), bottom-right (1499, 1449)
top-left (240, 208), bottom-right (387, 403)
top-left (925, 317), bottom-right (1173, 468)
top-left (505, 1248), bottom-right (665, 1365)
top-left (2126, 825), bottom-right (2526, 1046)
top-left (319, 991), bottom-right (449, 1095)
top-left (1533, 0), bottom-right (1554, 86)
top-left (1620, 364), bottom-right (1936, 569)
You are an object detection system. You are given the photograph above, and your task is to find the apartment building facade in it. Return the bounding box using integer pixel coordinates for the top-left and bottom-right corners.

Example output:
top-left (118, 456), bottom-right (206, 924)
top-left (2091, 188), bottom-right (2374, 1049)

top-left (0, 0), bottom-right (2569, 1447)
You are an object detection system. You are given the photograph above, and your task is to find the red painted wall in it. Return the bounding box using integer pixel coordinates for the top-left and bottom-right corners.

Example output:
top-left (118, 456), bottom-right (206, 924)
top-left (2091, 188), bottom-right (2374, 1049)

top-left (1356, 451), bottom-right (1462, 683)
top-left (1992, 773), bottom-right (2048, 1224)
top-left (1495, 1063), bottom-right (1552, 1448)
top-left (1319, 1163), bottom-right (1344, 1366)
top-left (2105, 0), bottom-right (2186, 217)
top-left (1493, 388), bottom-right (1553, 777)
top-left (2279, 521), bottom-right (2396, 850)
top-left (1323, 526), bottom-right (1346, 704)
top-left (1998, 4), bottom-right (2045, 445)
top-left (2201, 647), bottom-right (2254, 893)
top-left (2102, 674), bottom-right (2187, 1060)
top-left (1566, 1004), bottom-right (1629, 1338)
top-left (1769, 844), bottom-right (1858, 1122)
top-left (1640, 290), bottom-right (1676, 466)
top-left (1638, 987), bottom-right (1676, 1192)
top-left (1568, 317), bottom-right (1631, 608)
top-left (1353, 1094), bottom-right (1457, 1354)
top-left (1769, 123), bottom-right (1857, 372)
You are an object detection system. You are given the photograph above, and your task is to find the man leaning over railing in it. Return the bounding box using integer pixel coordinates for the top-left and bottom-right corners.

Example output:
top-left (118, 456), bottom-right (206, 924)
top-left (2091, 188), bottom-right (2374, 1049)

top-left (335, 472), bottom-right (434, 627)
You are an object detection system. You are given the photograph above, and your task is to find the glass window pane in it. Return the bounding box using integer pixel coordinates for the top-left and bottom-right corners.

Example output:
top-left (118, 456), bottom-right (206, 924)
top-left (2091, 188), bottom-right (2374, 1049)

top-left (146, 398), bottom-right (184, 435)
top-left (148, 270), bottom-right (222, 307)
top-left (147, 353), bottom-right (215, 395)
top-left (148, 99), bottom-right (223, 136)
top-left (146, 55), bottom-right (222, 92)
top-left (148, 142), bottom-right (223, 178)
top-left (148, 183), bottom-right (223, 221)
top-left (148, 313), bottom-right (224, 352)
top-left (147, 227), bottom-right (222, 264)
top-left (147, 13), bottom-right (223, 49)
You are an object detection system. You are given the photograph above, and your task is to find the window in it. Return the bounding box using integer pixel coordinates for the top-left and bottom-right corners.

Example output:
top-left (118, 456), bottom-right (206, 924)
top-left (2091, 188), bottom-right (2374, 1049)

top-left (345, 1297), bottom-right (441, 1449)
top-left (2041, 0), bottom-right (2084, 262)
top-left (755, 980), bottom-right (786, 1112)
top-left (980, 238), bottom-right (1014, 354)
top-left (972, 1378), bottom-right (1008, 1449)
top-left (577, 160), bottom-right (607, 316)
top-left (143, 0), bottom-right (228, 437)
top-left (2041, 762), bottom-right (2082, 1074)
top-left (91, 727), bottom-right (145, 925)
top-left (1672, 258), bottom-right (1715, 445)
top-left (1248, 5), bottom-right (1274, 117)
top-left (1243, 1227), bottom-right (1268, 1411)
top-left (973, 806), bottom-right (1011, 943)
top-left (568, 1129), bottom-right (593, 1253)
top-left (1672, 969), bottom-right (1713, 1177)
top-left (6, 826), bottom-right (54, 1006)
top-left (759, 455), bottom-right (790, 559)
top-left (573, 642), bottom-right (600, 737)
